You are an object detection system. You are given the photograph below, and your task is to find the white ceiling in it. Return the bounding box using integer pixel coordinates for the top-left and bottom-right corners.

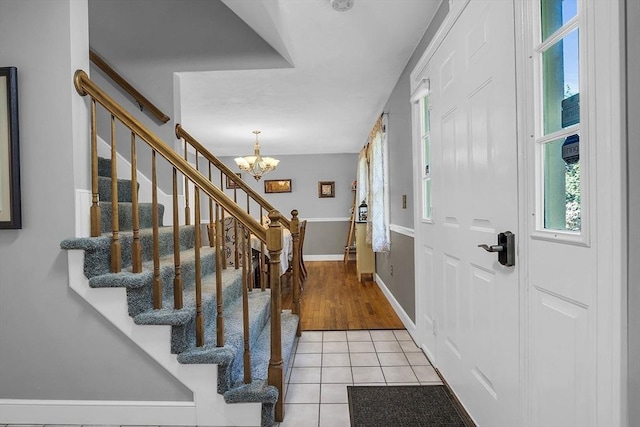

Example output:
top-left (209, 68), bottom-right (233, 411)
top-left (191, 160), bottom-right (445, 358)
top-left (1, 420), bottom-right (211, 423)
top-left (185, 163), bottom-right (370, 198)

top-left (90, 0), bottom-right (440, 157)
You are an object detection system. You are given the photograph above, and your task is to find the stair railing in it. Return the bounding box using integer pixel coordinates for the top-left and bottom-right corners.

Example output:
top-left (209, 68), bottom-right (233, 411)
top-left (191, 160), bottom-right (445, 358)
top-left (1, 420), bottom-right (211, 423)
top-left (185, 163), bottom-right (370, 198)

top-left (89, 49), bottom-right (170, 124)
top-left (176, 124), bottom-right (301, 330)
top-left (74, 69), bottom-right (292, 421)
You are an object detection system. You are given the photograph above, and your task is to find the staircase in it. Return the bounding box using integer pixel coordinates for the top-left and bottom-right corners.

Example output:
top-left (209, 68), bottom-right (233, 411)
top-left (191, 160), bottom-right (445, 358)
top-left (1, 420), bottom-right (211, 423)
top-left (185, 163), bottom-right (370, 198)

top-left (61, 155), bottom-right (299, 426)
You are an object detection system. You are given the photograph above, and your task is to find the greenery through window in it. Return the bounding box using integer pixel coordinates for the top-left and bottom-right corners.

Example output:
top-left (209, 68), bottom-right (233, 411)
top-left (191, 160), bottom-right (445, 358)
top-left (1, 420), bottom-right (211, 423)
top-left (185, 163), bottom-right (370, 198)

top-left (538, 0), bottom-right (581, 232)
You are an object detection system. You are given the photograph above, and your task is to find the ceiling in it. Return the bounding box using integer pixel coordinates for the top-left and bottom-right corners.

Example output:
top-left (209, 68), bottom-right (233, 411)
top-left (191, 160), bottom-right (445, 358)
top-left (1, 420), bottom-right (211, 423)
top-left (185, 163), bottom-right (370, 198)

top-left (89, 0), bottom-right (440, 157)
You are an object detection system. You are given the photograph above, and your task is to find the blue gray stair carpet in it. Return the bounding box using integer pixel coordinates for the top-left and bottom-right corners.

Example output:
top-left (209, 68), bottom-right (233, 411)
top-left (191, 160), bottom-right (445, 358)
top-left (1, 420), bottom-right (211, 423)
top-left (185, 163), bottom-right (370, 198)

top-left (61, 157), bottom-right (299, 427)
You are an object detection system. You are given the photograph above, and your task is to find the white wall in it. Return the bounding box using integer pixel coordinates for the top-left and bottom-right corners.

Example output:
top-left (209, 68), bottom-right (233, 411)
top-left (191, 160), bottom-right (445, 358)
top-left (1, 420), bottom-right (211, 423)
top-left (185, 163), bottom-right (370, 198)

top-left (0, 0), bottom-right (191, 403)
top-left (626, 0), bottom-right (639, 424)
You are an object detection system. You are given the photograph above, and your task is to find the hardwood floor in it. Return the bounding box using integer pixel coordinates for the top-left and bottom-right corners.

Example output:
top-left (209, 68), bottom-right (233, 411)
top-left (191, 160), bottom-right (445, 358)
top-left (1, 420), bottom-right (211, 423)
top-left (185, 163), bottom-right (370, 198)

top-left (281, 261), bottom-right (404, 331)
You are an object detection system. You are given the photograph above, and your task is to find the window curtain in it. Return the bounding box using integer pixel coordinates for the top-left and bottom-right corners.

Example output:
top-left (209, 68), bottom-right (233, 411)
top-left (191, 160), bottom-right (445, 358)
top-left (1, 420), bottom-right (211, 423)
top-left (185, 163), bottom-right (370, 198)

top-left (366, 115), bottom-right (390, 252)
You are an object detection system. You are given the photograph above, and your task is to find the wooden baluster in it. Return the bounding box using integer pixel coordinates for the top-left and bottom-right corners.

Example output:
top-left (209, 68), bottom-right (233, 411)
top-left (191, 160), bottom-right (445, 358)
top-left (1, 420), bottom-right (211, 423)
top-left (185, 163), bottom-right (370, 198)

top-left (221, 209), bottom-right (227, 270)
top-left (183, 140), bottom-right (190, 225)
top-left (234, 186), bottom-right (240, 270)
top-left (173, 167), bottom-right (183, 309)
top-left (195, 187), bottom-right (204, 346)
top-left (90, 100), bottom-right (101, 237)
top-left (234, 216), bottom-right (239, 270)
top-left (152, 151), bottom-right (161, 309)
top-left (208, 164), bottom-right (214, 248)
top-left (241, 225), bottom-right (252, 383)
top-left (260, 207), bottom-right (266, 291)
top-left (110, 115), bottom-right (122, 273)
top-left (267, 211), bottom-right (284, 422)
top-left (131, 132), bottom-right (142, 273)
top-left (215, 203), bottom-right (224, 347)
top-left (290, 210), bottom-right (301, 337)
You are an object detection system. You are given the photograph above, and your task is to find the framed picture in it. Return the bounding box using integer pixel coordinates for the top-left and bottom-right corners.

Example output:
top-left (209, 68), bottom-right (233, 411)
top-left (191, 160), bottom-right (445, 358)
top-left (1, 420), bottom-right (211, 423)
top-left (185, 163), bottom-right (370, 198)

top-left (264, 179), bottom-right (292, 194)
top-left (226, 173), bottom-right (242, 189)
top-left (0, 67), bottom-right (21, 229)
top-left (318, 181), bottom-right (335, 198)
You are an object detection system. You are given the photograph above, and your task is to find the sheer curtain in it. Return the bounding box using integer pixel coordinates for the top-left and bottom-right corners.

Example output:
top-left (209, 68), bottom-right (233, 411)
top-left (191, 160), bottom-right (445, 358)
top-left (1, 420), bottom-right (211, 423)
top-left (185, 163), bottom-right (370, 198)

top-left (366, 115), bottom-right (390, 252)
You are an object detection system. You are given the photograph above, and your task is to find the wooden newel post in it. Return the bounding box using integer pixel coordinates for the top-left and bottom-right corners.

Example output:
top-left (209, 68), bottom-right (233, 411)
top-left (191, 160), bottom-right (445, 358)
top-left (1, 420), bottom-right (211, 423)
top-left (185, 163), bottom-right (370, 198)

top-left (290, 210), bottom-right (302, 337)
top-left (267, 210), bottom-right (285, 422)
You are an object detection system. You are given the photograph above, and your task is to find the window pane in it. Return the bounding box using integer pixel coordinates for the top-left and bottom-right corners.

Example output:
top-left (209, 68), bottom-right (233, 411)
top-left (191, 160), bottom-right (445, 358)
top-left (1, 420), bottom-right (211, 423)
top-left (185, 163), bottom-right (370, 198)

top-left (542, 29), bottom-right (580, 135)
top-left (541, 0), bottom-right (577, 41)
top-left (543, 135), bottom-right (581, 231)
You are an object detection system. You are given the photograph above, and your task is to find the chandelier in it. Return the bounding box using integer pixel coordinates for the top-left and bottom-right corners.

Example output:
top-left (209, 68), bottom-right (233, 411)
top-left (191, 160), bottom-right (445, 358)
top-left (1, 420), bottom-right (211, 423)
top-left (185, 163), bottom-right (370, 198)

top-left (234, 130), bottom-right (279, 181)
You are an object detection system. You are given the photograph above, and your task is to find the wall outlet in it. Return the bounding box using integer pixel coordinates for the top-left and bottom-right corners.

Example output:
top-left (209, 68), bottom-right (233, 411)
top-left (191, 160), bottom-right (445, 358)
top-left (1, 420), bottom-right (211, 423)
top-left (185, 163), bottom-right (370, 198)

top-left (402, 194), bottom-right (407, 209)
top-left (390, 265), bottom-right (394, 276)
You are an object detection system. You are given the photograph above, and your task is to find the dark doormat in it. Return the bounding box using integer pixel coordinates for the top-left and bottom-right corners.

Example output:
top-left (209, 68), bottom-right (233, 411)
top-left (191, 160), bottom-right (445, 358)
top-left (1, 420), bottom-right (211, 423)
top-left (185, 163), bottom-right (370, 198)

top-left (348, 385), bottom-right (467, 427)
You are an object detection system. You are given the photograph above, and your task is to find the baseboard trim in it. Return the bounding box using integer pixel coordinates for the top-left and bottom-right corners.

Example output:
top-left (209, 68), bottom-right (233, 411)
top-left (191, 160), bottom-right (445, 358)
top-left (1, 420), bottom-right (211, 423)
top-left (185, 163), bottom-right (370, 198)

top-left (374, 273), bottom-right (416, 336)
top-left (305, 217), bottom-right (350, 222)
top-left (434, 371), bottom-right (478, 427)
top-left (0, 399), bottom-right (195, 425)
top-left (305, 254), bottom-right (345, 261)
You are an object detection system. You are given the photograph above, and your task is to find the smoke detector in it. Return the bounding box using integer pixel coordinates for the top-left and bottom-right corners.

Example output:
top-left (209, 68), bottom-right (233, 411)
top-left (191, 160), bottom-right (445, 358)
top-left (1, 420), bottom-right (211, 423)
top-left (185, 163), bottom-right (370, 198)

top-left (330, 0), bottom-right (354, 12)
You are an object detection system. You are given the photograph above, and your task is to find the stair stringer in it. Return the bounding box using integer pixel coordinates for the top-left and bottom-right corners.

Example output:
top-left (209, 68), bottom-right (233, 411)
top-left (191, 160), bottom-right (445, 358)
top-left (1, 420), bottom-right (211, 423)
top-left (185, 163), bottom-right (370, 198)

top-left (65, 249), bottom-right (263, 427)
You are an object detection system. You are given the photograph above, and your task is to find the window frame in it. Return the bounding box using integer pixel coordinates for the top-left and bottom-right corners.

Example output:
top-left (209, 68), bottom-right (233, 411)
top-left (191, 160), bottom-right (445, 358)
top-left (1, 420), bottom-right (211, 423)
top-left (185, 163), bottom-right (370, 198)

top-left (531, 0), bottom-right (590, 245)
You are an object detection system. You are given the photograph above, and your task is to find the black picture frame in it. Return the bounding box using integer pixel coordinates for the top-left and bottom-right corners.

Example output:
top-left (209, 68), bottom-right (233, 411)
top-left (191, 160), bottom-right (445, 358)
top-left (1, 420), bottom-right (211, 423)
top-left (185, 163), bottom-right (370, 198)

top-left (0, 67), bottom-right (21, 229)
top-left (318, 181), bottom-right (335, 198)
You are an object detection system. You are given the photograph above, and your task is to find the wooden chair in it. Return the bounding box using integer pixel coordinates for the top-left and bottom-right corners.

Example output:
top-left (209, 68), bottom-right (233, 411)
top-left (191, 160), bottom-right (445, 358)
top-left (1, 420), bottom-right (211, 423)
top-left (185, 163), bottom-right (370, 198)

top-left (299, 220), bottom-right (308, 281)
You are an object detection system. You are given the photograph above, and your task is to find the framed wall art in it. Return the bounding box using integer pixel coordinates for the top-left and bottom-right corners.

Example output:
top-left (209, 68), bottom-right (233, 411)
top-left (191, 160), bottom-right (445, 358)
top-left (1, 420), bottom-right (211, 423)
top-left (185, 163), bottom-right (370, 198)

top-left (226, 172), bottom-right (242, 189)
top-left (318, 181), bottom-right (335, 198)
top-left (0, 66), bottom-right (21, 229)
top-left (264, 179), bottom-right (292, 194)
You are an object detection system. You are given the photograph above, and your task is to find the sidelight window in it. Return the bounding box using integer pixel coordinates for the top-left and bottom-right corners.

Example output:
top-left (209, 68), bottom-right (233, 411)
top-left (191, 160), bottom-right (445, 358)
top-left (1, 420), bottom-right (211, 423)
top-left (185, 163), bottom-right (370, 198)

top-left (536, 0), bottom-right (582, 232)
top-left (420, 93), bottom-right (432, 220)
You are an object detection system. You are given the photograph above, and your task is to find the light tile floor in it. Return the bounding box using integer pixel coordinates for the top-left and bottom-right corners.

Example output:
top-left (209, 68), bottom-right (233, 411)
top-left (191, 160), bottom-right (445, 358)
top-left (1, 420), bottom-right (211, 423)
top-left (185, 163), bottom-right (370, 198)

top-left (0, 330), bottom-right (439, 427)
top-left (277, 328), bottom-right (441, 427)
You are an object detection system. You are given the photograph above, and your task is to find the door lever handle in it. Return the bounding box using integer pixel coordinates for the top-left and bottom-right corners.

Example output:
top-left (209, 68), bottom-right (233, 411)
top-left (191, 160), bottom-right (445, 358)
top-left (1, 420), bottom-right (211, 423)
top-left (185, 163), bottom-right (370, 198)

top-left (478, 231), bottom-right (515, 267)
top-left (478, 244), bottom-right (505, 253)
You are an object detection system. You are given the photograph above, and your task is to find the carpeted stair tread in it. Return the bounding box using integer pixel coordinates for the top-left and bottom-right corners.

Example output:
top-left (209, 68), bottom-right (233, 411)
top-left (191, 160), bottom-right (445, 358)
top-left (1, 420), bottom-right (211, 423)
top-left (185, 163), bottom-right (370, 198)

top-left (224, 311), bottom-right (299, 427)
top-left (98, 176), bottom-right (138, 203)
top-left (88, 246), bottom-right (215, 289)
top-left (60, 225), bottom-right (198, 277)
top-left (133, 268), bottom-right (244, 326)
top-left (177, 289), bottom-right (272, 365)
top-left (100, 202), bottom-right (164, 233)
top-left (239, 310), bottom-right (299, 384)
top-left (224, 380), bottom-right (279, 427)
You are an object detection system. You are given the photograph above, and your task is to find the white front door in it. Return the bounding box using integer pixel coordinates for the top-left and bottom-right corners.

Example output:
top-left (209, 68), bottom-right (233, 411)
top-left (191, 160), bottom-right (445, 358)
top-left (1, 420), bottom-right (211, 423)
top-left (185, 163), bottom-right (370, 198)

top-left (412, 1), bottom-right (521, 426)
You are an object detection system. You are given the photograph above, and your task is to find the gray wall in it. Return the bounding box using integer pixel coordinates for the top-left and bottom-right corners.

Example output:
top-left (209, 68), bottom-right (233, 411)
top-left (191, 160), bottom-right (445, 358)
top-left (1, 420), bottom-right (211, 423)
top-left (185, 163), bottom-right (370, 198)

top-left (0, 0), bottom-right (191, 402)
top-left (374, 1), bottom-right (449, 324)
top-left (218, 153), bottom-right (357, 256)
top-left (627, 0), bottom-right (639, 424)
top-left (376, 232), bottom-right (416, 322)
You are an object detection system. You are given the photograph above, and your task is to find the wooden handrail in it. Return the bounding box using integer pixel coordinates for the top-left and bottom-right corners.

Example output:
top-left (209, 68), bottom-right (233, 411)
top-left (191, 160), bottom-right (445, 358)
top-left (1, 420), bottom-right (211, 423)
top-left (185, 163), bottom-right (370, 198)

top-left (74, 69), bottom-right (267, 242)
top-left (175, 124), bottom-right (291, 230)
top-left (89, 50), bottom-right (170, 124)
